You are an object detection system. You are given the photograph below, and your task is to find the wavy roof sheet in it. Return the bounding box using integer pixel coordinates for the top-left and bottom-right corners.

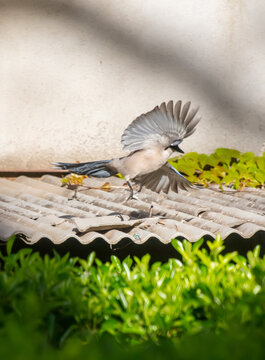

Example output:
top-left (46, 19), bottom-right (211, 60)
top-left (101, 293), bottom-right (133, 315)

top-left (0, 175), bottom-right (265, 247)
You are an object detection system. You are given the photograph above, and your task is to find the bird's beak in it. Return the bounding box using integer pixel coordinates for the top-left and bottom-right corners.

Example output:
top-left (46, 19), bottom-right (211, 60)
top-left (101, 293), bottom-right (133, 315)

top-left (174, 145), bottom-right (184, 154)
top-left (170, 140), bottom-right (184, 154)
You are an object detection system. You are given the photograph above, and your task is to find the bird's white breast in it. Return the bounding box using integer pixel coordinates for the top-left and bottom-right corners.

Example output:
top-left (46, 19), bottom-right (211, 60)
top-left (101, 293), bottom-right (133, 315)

top-left (113, 146), bottom-right (173, 179)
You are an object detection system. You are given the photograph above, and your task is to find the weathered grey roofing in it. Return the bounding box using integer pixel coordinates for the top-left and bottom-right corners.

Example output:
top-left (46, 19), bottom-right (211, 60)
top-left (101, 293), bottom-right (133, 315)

top-left (0, 175), bottom-right (265, 246)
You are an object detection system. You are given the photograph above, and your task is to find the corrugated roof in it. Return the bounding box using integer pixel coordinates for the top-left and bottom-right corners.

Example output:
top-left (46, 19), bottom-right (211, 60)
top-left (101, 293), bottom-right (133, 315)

top-left (0, 175), bottom-right (265, 246)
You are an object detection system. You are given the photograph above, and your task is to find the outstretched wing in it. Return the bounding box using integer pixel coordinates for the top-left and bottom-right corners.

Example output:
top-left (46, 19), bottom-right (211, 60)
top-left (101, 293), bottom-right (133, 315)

top-left (121, 100), bottom-right (200, 152)
top-left (135, 163), bottom-right (193, 194)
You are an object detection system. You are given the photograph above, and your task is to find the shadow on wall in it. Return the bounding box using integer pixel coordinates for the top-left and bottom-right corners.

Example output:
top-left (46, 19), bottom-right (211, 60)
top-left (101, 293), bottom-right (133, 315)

top-left (0, 0), bottom-right (263, 137)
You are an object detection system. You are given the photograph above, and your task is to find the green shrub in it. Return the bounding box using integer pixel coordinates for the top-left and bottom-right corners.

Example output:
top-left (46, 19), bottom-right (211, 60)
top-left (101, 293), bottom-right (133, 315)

top-left (169, 148), bottom-right (265, 189)
top-left (0, 326), bottom-right (265, 360)
top-left (1, 236), bottom-right (265, 348)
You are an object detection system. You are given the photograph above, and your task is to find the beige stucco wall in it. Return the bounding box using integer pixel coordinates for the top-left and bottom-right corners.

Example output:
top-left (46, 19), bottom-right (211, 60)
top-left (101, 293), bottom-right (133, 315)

top-left (0, 0), bottom-right (264, 169)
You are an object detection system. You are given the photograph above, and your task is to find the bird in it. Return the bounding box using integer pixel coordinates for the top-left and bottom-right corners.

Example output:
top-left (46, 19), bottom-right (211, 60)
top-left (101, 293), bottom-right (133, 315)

top-left (53, 100), bottom-right (201, 199)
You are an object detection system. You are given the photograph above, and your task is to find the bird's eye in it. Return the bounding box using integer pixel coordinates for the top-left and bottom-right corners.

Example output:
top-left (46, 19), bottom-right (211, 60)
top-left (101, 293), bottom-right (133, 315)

top-left (170, 140), bottom-right (182, 147)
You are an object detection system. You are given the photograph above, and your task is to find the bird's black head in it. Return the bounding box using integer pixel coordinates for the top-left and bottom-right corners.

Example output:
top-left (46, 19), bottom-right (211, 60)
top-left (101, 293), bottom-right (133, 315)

top-left (168, 140), bottom-right (184, 154)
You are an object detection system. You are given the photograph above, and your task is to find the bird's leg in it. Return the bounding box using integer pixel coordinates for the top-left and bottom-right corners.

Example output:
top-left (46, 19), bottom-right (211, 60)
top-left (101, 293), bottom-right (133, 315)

top-left (126, 180), bottom-right (138, 200)
top-left (133, 180), bottom-right (143, 193)
top-left (126, 180), bottom-right (134, 200)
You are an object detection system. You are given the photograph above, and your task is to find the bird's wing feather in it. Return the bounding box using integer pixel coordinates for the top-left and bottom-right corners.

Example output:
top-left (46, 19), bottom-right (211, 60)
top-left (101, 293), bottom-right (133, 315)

top-left (135, 163), bottom-right (192, 194)
top-left (121, 100), bottom-right (200, 152)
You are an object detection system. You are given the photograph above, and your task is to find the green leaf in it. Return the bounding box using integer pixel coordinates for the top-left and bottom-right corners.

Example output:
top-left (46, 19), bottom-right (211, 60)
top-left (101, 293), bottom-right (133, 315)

top-left (253, 245), bottom-right (261, 258)
top-left (192, 238), bottom-right (204, 252)
top-left (198, 154), bottom-right (211, 169)
top-left (87, 251), bottom-right (96, 268)
top-left (206, 154), bottom-right (219, 167)
top-left (111, 256), bottom-right (122, 272)
top-left (123, 256), bottom-right (133, 269)
top-left (59, 325), bottom-right (76, 347)
top-left (256, 156), bottom-right (265, 170)
top-left (171, 239), bottom-right (184, 253)
top-left (101, 318), bottom-right (121, 334)
top-left (122, 263), bottom-right (131, 281)
top-left (215, 148), bottom-right (240, 162)
top-left (253, 170), bottom-right (265, 184)
top-left (118, 289), bottom-right (128, 310)
top-left (172, 162), bottom-right (196, 176)
top-left (6, 234), bottom-right (16, 256)
top-left (240, 152), bottom-right (255, 163)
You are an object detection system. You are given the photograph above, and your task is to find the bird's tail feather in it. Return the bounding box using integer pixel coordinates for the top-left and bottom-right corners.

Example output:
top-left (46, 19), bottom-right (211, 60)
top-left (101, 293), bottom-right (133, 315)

top-left (52, 159), bottom-right (116, 178)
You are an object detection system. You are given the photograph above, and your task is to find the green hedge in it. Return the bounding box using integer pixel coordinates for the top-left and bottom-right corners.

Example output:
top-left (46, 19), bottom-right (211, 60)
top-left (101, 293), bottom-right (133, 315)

top-left (1, 326), bottom-right (265, 360)
top-left (1, 235), bottom-right (265, 351)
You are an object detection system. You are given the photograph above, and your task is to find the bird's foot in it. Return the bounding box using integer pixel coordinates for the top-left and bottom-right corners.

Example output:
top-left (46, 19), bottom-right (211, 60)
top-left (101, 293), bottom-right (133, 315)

top-left (127, 193), bottom-right (139, 201)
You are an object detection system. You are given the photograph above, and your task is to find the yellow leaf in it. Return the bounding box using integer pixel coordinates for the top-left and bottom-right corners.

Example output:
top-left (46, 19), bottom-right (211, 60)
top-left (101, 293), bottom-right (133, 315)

top-left (61, 178), bottom-right (70, 184)
top-left (100, 182), bottom-right (111, 192)
top-left (61, 174), bottom-right (87, 186)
